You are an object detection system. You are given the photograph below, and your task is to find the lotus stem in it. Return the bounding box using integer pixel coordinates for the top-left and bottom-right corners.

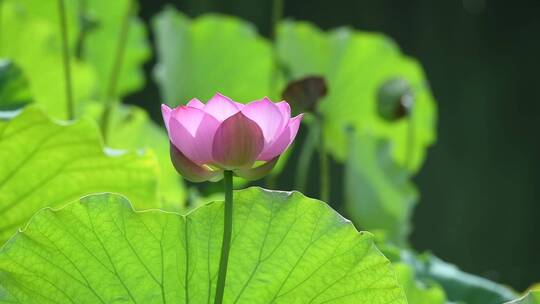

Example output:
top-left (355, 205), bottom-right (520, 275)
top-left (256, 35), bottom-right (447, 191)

top-left (75, 0), bottom-right (88, 59)
top-left (271, 0), bottom-right (283, 41)
top-left (214, 170), bottom-right (233, 304)
top-left (317, 116), bottom-right (330, 202)
top-left (0, 0), bottom-right (4, 54)
top-left (58, 0), bottom-right (74, 120)
top-left (295, 120), bottom-right (318, 192)
top-left (270, 0), bottom-right (284, 97)
top-left (100, 0), bottom-right (134, 143)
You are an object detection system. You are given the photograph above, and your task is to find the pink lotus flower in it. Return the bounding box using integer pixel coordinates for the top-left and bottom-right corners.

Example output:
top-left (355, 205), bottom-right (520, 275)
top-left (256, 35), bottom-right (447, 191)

top-left (162, 93), bottom-right (303, 182)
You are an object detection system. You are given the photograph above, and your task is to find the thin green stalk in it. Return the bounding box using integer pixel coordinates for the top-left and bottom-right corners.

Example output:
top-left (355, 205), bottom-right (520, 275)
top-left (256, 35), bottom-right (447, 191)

top-left (295, 121), bottom-right (318, 192)
top-left (58, 0), bottom-right (74, 120)
top-left (214, 170), bottom-right (233, 304)
top-left (75, 0), bottom-right (88, 58)
top-left (100, 0), bottom-right (135, 143)
top-left (269, 0), bottom-right (284, 96)
top-left (0, 0), bottom-right (4, 54)
top-left (264, 0), bottom-right (285, 188)
top-left (271, 0), bottom-right (283, 41)
top-left (266, 172), bottom-right (277, 189)
top-left (317, 116), bottom-right (329, 202)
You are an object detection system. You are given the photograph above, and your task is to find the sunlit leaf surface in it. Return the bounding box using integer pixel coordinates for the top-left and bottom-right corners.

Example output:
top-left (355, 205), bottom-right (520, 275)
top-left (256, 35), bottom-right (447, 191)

top-left (153, 8), bottom-right (275, 106)
top-left (0, 107), bottom-right (159, 243)
top-left (85, 103), bottom-right (186, 211)
top-left (277, 20), bottom-right (437, 172)
top-left (0, 188), bottom-right (406, 304)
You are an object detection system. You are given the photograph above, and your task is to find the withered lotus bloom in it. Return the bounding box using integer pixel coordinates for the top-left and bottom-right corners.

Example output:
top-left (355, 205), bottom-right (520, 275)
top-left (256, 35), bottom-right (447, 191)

top-left (162, 93), bottom-right (303, 182)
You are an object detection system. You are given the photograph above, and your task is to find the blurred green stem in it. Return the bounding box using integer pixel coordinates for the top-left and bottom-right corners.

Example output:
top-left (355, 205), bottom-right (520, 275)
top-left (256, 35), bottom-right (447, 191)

top-left (295, 120), bottom-right (318, 192)
top-left (214, 170), bottom-right (233, 304)
top-left (317, 116), bottom-right (330, 202)
top-left (0, 0), bottom-right (3, 54)
top-left (265, 0), bottom-right (285, 187)
top-left (266, 172), bottom-right (277, 189)
top-left (58, 0), bottom-right (74, 120)
top-left (100, 0), bottom-right (135, 143)
top-left (269, 0), bottom-right (283, 97)
top-left (75, 0), bottom-right (88, 59)
top-left (271, 0), bottom-right (283, 41)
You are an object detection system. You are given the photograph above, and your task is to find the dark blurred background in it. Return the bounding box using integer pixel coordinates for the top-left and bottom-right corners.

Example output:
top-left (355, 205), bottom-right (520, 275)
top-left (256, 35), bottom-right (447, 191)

top-left (133, 0), bottom-right (540, 290)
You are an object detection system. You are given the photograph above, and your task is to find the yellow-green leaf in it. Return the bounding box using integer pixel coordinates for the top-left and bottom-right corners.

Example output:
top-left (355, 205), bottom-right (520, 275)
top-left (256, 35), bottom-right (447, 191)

top-left (0, 188), bottom-right (406, 304)
top-left (0, 107), bottom-right (159, 243)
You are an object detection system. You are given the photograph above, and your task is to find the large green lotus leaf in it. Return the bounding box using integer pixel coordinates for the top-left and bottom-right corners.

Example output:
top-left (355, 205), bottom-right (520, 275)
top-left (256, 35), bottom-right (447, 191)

top-left (0, 188), bottom-right (406, 304)
top-left (277, 21), bottom-right (437, 172)
top-left (345, 132), bottom-right (417, 244)
top-left (82, 0), bottom-right (151, 100)
top-left (84, 103), bottom-right (186, 211)
top-left (402, 251), bottom-right (517, 304)
top-left (153, 7), bottom-right (275, 106)
top-left (506, 290), bottom-right (540, 304)
top-left (0, 60), bottom-right (32, 110)
top-left (394, 263), bottom-right (447, 304)
top-left (0, 1), bottom-right (95, 119)
top-left (0, 107), bottom-right (159, 243)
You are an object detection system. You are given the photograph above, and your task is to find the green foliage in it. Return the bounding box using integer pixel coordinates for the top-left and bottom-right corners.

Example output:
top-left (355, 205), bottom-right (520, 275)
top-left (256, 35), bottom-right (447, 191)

top-left (0, 0), bottom-right (95, 118)
top-left (0, 107), bottom-right (160, 243)
top-left (0, 0), bottom-right (150, 117)
top-left (506, 290), bottom-right (540, 304)
top-left (402, 251), bottom-right (517, 304)
top-left (382, 241), bottom-right (518, 304)
top-left (85, 103), bottom-right (186, 211)
top-left (0, 0), bottom-right (182, 209)
top-left (345, 132), bottom-right (417, 245)
top-left (0, 188), bottom-right (407, 304)
top-left (1, 3), bottom-right (528, 303)
top-left (150, 16), bottom-right (436, 241)
top-left (0, 60), bottom-right (32, 109)
top-left (153, 7), bottom-right (275, 105)
top-left (275, 20), bottom-right (436, 246)
top-left (393, 262), bottom-right (447, 304)
top-left (81, 0), bottom-right (151, 100)
top-left (277, 20), bottom-right (437, 173)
